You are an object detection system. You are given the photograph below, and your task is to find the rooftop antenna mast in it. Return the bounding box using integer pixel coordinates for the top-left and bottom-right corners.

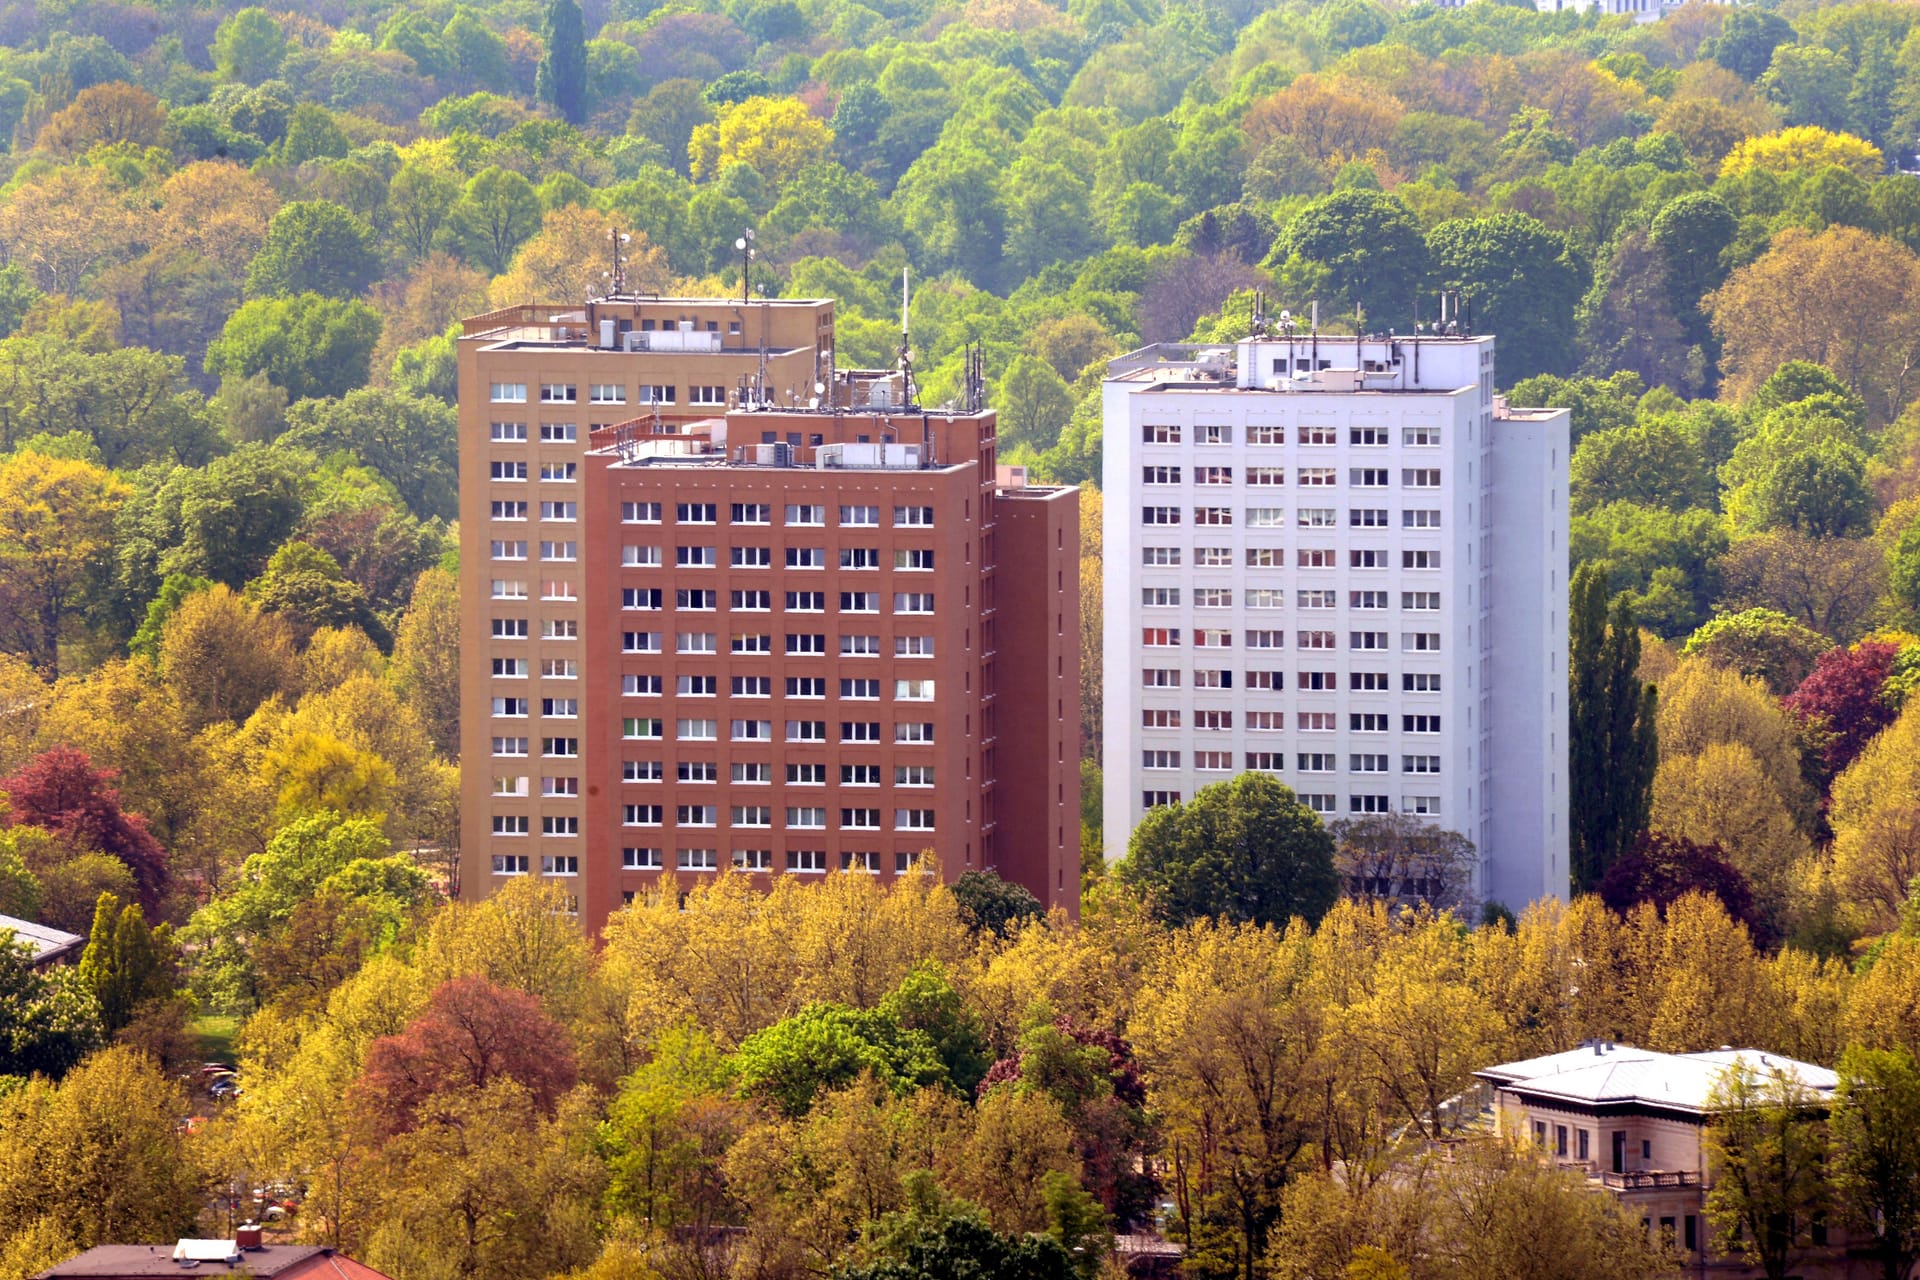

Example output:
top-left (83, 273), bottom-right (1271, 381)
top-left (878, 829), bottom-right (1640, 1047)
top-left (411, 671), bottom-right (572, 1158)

top-left (734, 229), bottom-right (756, 304)
top-left (898, 267), bottom-right (917, 408)
top-left (963, 342), bottom-right (986, 413)
top-left (606, 227), bottom-right (632, 295)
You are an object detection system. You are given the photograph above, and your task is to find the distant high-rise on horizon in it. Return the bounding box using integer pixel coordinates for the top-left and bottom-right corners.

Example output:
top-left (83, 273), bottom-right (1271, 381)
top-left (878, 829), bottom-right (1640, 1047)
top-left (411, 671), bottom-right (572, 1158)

top-left (1101, 328), bottom-right (1570, 911)
top-left (457, 294), bottom-right (1080, 932)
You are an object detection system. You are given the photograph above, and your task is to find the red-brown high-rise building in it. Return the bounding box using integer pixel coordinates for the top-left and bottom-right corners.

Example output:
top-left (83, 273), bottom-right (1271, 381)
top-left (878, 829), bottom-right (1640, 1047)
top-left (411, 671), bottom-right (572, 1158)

top-left (458, 296), bottom-right (1079, 932)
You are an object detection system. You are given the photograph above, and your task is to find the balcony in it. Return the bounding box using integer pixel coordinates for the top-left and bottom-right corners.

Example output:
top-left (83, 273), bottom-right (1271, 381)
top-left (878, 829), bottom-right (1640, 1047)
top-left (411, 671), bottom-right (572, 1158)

top-left (1600, 1170), bottom-right (1701, 1190)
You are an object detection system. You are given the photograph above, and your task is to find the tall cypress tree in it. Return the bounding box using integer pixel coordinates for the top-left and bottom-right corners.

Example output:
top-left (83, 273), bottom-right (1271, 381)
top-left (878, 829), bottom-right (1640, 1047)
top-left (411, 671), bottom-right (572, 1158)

top-left (1569, 564), bottom-right (1659, 893)
top-left (535, 0), bottom-right (587, 126)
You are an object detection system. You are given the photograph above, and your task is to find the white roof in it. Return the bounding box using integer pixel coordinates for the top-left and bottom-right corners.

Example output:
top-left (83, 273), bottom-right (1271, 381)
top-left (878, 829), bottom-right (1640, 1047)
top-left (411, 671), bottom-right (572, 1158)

top-left (0, 914), bottom-right (83, 964)
top-left (1477, 1042), bottom-right (1837, 1115)
top-left (171, 1242), bottom-right (240, 1263)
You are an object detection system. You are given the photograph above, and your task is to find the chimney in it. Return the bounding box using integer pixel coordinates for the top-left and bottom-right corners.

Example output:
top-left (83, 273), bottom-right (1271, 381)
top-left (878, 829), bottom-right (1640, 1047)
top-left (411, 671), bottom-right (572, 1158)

top-left (235, 1225), bottom-right (264, 1251)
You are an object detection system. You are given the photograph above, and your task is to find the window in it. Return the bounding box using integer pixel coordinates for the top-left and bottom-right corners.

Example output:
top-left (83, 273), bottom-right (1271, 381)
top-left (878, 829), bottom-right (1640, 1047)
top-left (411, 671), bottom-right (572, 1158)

top-left (492, 853), bottom-right (530, 875)
top-left (1297, 753), bottom-right (1335, 772)
top-left (1351, 468), bottom-right (1388, 487)
top-left (490, 579), bottom-right (528, 599)
top-left (539, 462), bottom-right (575, 483)
top-left (540, 422), bottom-right (575, 443)
top-left (1403, 795), bottom-right (1442, 815)
top-left (1247, 711), bottom-right (1282, 730)
top-left (1245, 629), bottom-right (1285, 649)
top-left (1350, 754), bottom-right (1389, 774)
top-left (1245, 670), bottom-right (1283, 690)
top-left (589, 383), bottom-right (625, 404)
top-left (1195, 588), bottom-right (1232, 608)
top-left (1350, 794), bottom-right (1390, 813)
top-left (676, 545), bottom-right (717, 567)
top-left (1141, 464), bottom-right (1181, 485)
top-left (1352, 713), bottom-right (1389, 732)
top-left (494, 776), bottom-right (529, 796)
top-left (786, 591), bottom-right (825, 612)
top-left (540, 579), bottom-right (574, 601)
top-left (1405, 672), bottom-right (1442, 691)
top-left (1194, 628), bottom-right (1232, 649)
top-left (1194, 711), bottom-right (1232, 732)
top-left (492, 657), bottom-right (528, 677)
top-left (1141, 708), bottom-right (1182, 728)
top-left (1299, 671), bottom-right (1337, 690)
top-left (787, 633), bottom-right (826, 654)
top-left (622, 501), bottom-right (662, 523)
top-left (1193, 506), bottom-right (1232, 526)
top-left (622, 631), bottom-right (661, 653)
top-left (623, 587), bottom-right (661, 610)
top-left (677, 502), bottom-right (717, 524)
top-left (541, 540), bottom-right (576, 561)
top-left (840, 548), bottom-right (881, 571)
top-left (623, 545), bottom-right (661, 567)
top-left (786, 503), bottom-right (825, 525)
top-left (1196, 424), bottom-right (1231, 445)
top-left (1296, 548), bottom-right (1334, 568)
top-left (1299, 589), bottom-right (1337, 609)
top-left (492, 736), bottom-right (528, 756)
top-left (842, 808), bottom-right (882, 830)
top-left (540, 383), bottom-right (576, 403)
top-left (844, 764), bottom-right (882, 786)
top-left (1404, 715), bottom-right (1442, 733)
top-left (841, 591), bottom-right (880, 613)
top-left (1299, 467), bottom-right (1336, 487)
top-left (734, 849), bottom-right (773, 871)
top-left (674, 763), bottom-right (712, 784)
top-left (1142, 791), bottom-right (1183, 808)
top-left (1404, 549), bottom-right (1440, 569)
top-left (1246, 466), bottom-right (1284, 485)
top-left (1350, 427), bottom-right (1388, 445)
top-left (678, 848), bottom-right (719, 870)
top-left (1351, 591), bottom-right (1389, 609)
top-left (1403, 509), bottom-right (1442, 528)
top-left (1246, 752), bottom-right (1282, 771)
top-left (491, 815), bottom-right (528, 836)
top-left (732, 502), bottom-right (771, 524)
top-left (1404, 632), bottom-right (1442, 652)
top-left (1404, 755), bottom-right (1441, 774)
top-left (1141, 668), bottom-right (1181, 689)
top-left (840, 504), bottom-right (880, 526)
top-left (621, 847), bottom-right (662, 870)
top-left (1194, 751), bottom-right (1233, 771)
top-left (677, 719), bottom-right (718, 740)
top-left (841, 678), bottom-right (881, 700)
top-left (732, 589), bottom-right (771, 611)
top-left (895, 809), bottom-right (935, 831)
top-left (1298, 507), bottom-right (1336, 527)
top-left (1195, 466), bottom-right (1231, 485)
top-left (1141, 506), bottom-right (1181, 526)
top-left (1246, 507), bottom-right (1285, 528)
top-left (639, 384), bottom-right (675, 404)
top-left (490, 460), bottom-right (527, 481)
top-left (787, 676), bottom-right (827, 698)
top-left (1403, 468), bottom-right (1441, 488)
top-left (490, 500), bottom-right (527, 521)
top-left (621, 717), bottom-right (662, 740)
top-left (731, 546), bottom-right (771, 569)
top-left (542, 816), bottom-right (579, 837)
top-left (540, 697), bottom-right (578, 718)
top-left (1350, 508), bottom-right (1388, 527)
top-left (1195, 547), bottom-right (1232, 566)
top-left (788, 763), bottom-right (827, 785)
top-left (491, 697), bottom-right (528, 718)
top-left (1404, 592), bottom-right (1441, 611)
top-left (1143, 546), bottom-right (1182, 566)
top-left (1142, 587), bottom-right (1180, 607)
top-left (1248, 424), bottom-right (1284, 445)
top-left (733, 632), bottom-right (772, 654)
top-left (1351, 631), bottom-right (1389, 651)
top-left (677, 588), bottom-right (717, 611)
top-left (787, 547), bottom-right (824, 569)
top-left (894, 592), bottom-right (935, 614)
top-left (895, 548), bottom-right (935, 570)
top-left (1352, 671), bottom-right (1390, 691)
top-left (896, 723), bottom-right (935, 743)
top-left (896, 679), bottom-right (935, 700)
top-left (625, 760), bottom-right (663, 782)
top-left (1404, 425), bottom-right (1441, 446)
top-left (893, 505), bottom-right (935, 526)
top-left (490, 382), bottom-right (527, 403)
top-left (1299, 630), bottom-right (1336, 650)
top-left (1351, 549), bottom-right (1387, 568)
top-left (491, 540), bottom-right (527, 561)
top-left (1300, 425), bottom-right (1337, 445)
top-left (676, 805), bottom-right (717, 828)
top-left (842, 851), bottom-right (881, 873)
top-left (491, 421), bottom-right (527, 442)
top-left (1142, 423), bottom-right (1181, 443)
top-left (786, 720), bottom-right (827, 742)
top-left (897, 765), bottom-right (935, 787)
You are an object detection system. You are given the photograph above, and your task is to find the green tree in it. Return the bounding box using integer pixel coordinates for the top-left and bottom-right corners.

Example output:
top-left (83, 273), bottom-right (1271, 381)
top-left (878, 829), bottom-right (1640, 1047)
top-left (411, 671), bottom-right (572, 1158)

top-left (245, 202), bottom-right (380, 300)
top-left (1831, 1046), bottom-right (1920, 1280)
top-left (76, 892), bottom-right (175, 1035)
top-left (450, 167), bottom-right (543, 274)
top-left (996, 355), bottom-right (1075, 453)
top-left (1569, 562), bottom-right (1658, 892)
top-left (1427, 213), bottom-right (1583, 382)
top-left (729, 1002), bottom-right (947, 1118)
top-left (205, 293), bottom-right (382, 403)
top-left (536, 0), bottom-right (588, 126)
top-left (212, 7), bottom-right (286, 84)
top-left (1747, 438), bottom-right (1874, 538)
top-left (0, 933), bottom-right (98, 1077)
top-left (950, 870), bottom-right (1043, 938)
top-left (280, 388), bottom-right (457, 521)
top-left (388, 566), bottom-right (460, 757)
top-left (245, 541), bottom-right (388, 648)
top-left (1705, 1062), bottom-right (1831, 1280)
top-left (1118, 772), bottom-right (1339, 930)
top-left (386, 162), bottom-right (461, 262)
top-left (1269, 191), bottom-right (1429, 329)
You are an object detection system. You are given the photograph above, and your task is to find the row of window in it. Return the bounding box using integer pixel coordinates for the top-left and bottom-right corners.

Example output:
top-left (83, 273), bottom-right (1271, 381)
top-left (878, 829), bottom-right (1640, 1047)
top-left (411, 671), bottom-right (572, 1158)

top-left (1142, 466), bottom-right (1442, 487)
top-left (491, 541), bottom-right (577, 561)
top-left (622, 632), bottom-right (938, 656)
top-left (1141, 670), bottom-right (1442, 692)
top-left (492, 807), bottom-right (938, 834)
top-left (495, 762), bottom-right (938, 792)
top-left (1142, 507), bottom-right (1443, 528)
top-left (1143, 751), bottom-right (1441, 774)
top-left (616, 719), bottom-right (940, 742)
top-left (1134, 711), bottom-right (1444, 733)
top-left (621, 502), bottom-right (936, 527)
top-left (490, 383), bottom-right (722, 405)
top-left (490, 422), bottom-right (578, 443)
top-left (609, 675), bottom-right (937, 699)
top-left (1140, 789), bottom-right (1443, 815)
top-left (488, 497), bottom-right (576, 517)
top-left (487, 464), bottom-right (578, 485)
top-left (1140, 423), bottom-right (1442, 447)
top-left (622, 546), bottom-right (935, 570)
top-left (500, 848), bottom-right (924, 875)
top-left (1144, 589), bottom-right (1442, 610)
top-left (1142, 628), bottom-right (1444, 651)
top-left (622, 589), bottom-right (937, 613)
top-left (1144, 547), bottom-right (1441, 569)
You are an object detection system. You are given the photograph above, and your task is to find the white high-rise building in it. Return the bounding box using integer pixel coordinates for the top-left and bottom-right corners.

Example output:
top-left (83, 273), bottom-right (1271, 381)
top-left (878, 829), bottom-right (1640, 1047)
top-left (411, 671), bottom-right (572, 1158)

top-left (1101, 331), bottom-right (1570, 911)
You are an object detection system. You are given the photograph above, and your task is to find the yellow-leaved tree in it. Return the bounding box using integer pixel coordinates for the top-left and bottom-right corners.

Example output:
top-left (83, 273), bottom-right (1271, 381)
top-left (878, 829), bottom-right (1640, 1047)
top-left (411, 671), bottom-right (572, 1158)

top-left (487, 206), bottom-right (670, 307)
top-left (1830, 702), bottom-right (1920, 932)
top-left (688, 96), bottom-right (833, 187)
top-left (1718, 125), bottom-right (1883, 180)
top-left (0, 451), bottom-right (129, 676)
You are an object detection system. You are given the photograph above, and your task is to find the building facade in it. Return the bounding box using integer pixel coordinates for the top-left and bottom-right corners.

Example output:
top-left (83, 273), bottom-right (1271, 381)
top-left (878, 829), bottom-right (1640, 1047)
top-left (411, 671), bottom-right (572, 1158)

top-left (1478, 1043), bottom-right (1860, 1278)
top-left (460, 301), bottom-right (1079, 931)
top-left (1100, 333), bottom-right (1569, 911)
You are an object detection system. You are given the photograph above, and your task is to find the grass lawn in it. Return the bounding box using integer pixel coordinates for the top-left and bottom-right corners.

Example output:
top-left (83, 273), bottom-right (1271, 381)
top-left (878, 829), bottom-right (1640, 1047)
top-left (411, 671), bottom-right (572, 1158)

top-left (188, 1014), bottom-right (240, 1066)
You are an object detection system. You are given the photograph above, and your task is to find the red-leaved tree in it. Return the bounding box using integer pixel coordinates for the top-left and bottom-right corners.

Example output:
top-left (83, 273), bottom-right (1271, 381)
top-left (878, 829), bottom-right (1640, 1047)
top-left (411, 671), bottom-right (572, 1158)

top-left (1783, 640), bottom-right (1901, 781)
top-left (357, 975), bottom-right (578, 1135)
top-left (1596, 831), bottom-right (1770, 947)
top-left (0, 746), bottom-right (168, 912)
